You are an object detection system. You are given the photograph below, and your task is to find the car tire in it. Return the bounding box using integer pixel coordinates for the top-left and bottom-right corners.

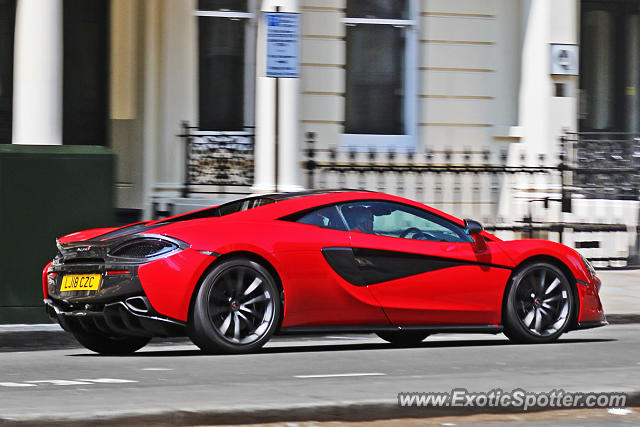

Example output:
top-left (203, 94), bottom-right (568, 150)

top-left (188, 259), bottom-right (281, 354)
top-left (72, 331), bottom-right (150, 355)
top-left (376, 331), bottom-right (429, 346)
top-left (503, 262), bottom-right (574, 344)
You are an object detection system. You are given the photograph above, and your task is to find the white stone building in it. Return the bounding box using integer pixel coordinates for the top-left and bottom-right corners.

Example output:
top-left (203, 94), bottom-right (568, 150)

top-left (1, 0), bottom-right (639, 262)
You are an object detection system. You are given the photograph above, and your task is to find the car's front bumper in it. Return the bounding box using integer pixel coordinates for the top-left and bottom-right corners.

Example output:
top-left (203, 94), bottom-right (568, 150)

top-left (575, 274), bottom-right (606, 326)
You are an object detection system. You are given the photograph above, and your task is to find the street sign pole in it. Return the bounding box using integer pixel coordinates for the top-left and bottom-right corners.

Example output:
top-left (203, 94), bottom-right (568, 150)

top-left (274, 7), bottom-right (280, 192)
top-left (266, 9), bottom-right (299, 193)
top-left (275, 72), bottom-right (279, 192)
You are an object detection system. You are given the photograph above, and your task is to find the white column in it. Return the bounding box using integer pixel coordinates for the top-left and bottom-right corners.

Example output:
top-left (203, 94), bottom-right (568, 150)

top-left (517, 0), bottom-right (551, 165)
top-left (252, 0), bottom-right (303, 193)
top-left (276, 0), bottom-right (303, 192)
top-left (12, 0), bottom-right (63, 145)
top-left (252, 0), bottom-right (277, 193)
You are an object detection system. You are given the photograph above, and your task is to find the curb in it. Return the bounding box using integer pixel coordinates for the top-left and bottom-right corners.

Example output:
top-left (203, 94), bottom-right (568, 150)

top-left (1, 315), bottom-right (639, 352)
top-left (606, 314), bottom-right (640, 324)
top-left (2, 394), bottom-right (639, 426)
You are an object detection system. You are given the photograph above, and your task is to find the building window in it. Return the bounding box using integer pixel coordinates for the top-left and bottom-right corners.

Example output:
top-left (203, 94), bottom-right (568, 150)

top-left (580, 0), bottom-right (640, 132)
top-left (342, 0), bottom-right (417, 150)
top-left (196, 0), bottom-right (255, 131)
top-left (63, 0), bottom-right (109, 146)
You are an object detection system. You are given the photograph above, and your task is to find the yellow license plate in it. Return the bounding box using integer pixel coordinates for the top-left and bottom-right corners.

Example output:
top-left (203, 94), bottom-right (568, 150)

top-left (60, 274), bottom-right (101, 292)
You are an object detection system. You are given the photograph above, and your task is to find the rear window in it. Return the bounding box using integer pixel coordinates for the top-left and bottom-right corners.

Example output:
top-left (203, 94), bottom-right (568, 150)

top-left (158, 197), bottom-right (275, 224)
top-left (281, 205), bottom-right (348, 231)
top-left (216, 197), bottom-right (275, 216)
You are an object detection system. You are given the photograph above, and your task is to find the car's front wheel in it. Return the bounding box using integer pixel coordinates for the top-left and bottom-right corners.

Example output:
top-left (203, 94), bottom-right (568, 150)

top-left (188, 258), bottom-right (281, 354)
top-left (72, 331), bottom-right (150, 355)
top-left (503, 262), bottom-right (574, 343)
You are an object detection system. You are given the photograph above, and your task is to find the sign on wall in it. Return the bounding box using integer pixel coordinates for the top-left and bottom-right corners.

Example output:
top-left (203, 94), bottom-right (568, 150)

top-left (550, 44), bottom-right (579, 76)
top-left (266, 12), bottom-right (300, 78)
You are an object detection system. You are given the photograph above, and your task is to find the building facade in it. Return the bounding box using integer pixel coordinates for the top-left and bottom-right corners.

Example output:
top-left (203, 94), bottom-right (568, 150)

top-left (1, 0), bottom-right (639, 262)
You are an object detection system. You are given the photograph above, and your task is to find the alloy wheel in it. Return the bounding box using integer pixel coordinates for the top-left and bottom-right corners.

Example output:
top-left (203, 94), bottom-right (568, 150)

top-left (206, 266), bottom-right (275, 345)
top-left (513, 266), bottom-right (571, 337)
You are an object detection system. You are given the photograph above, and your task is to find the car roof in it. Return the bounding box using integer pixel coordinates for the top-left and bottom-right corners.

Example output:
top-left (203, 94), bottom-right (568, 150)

top-left (151, 189), bottom-right (470, 233)
top-left (250, 189), bottom-right (374, 202)
top-left (237, 190), bottom-right (463, 223)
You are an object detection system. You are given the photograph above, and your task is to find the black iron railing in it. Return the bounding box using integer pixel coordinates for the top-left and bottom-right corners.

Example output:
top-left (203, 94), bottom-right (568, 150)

top-left (562, 132), bottom-right (640, 200)
top-left (303, 131), bottom-right (565, 221)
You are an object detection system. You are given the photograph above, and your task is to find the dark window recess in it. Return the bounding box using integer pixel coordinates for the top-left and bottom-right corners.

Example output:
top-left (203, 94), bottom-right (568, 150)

top-left (575, 241), bottom-right (600, 249)
top-left (198, 0), bottom-right (247, 12)
top-left (63, 0), bottom-right (109, 146)
top-left (345, 24), bottom-right (405, 134)
top-left (554, 83), bottom-right (566, 97)
top-left (290, 205), bottom-right (347, 231)
top-left (580, 0), bottom-right (640, 132)
top-left (0, 0), bottom-right (16, 144)
top-left (346, 0), bottom-right (409, 19)
top-left (198, 17), bottom-right (245, 131)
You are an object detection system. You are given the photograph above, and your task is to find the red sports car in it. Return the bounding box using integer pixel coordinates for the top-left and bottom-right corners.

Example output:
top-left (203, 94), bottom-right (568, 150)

top-left (42, 190), bottom-right (606, 354)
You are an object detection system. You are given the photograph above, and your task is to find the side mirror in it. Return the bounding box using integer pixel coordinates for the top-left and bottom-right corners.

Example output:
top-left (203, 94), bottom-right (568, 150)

top-left (464, 219), bottom-right (483, 235)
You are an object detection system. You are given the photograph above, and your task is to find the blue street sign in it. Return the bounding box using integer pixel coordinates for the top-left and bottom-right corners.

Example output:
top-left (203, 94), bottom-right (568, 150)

top-left (266, 12), bottom-right (300, 78)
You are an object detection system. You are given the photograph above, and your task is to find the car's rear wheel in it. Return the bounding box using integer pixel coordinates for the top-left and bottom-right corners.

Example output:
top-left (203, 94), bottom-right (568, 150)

top-left (188, 259), bottom-right (281, 354)
top-left (503, 262), bottom-right (574, 343)
top-left (376, 330), bottom-right (429, 346)
top-left (72, 331), bottom-right (150, 355)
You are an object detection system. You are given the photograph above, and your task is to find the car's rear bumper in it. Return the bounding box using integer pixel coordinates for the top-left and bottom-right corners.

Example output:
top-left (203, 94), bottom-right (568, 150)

top-left (44, 262), bottom-right (186, 337)
top-left (45, 297), bottom-right (186, 338)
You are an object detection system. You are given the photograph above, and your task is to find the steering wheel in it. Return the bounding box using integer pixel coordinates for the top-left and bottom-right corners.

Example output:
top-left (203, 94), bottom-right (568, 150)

top-left (399, 227), bottom-right (423, 239)
top-left (399, 227), bottom-right (439, 241)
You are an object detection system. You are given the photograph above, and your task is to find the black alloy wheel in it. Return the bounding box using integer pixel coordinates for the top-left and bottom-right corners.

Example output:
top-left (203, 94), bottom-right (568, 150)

top-left (189, 259), bottom-right (281, 354)
top-left (504, 262), bottom-right (574, 343)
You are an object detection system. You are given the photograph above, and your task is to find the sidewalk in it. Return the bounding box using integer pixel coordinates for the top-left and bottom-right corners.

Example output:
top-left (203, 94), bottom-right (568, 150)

top-left (597, 270), bottom-right (640, 316)
top-left (1, 269), bottom-right (638, 351)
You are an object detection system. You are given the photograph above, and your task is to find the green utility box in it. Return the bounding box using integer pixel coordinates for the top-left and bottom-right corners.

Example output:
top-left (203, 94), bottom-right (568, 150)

top-left (0, 145), bottom-right (115, 323)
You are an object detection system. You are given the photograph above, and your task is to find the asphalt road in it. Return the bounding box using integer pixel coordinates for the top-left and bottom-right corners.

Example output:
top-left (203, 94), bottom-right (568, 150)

top-left (0, 324), bottom-right (638, 425)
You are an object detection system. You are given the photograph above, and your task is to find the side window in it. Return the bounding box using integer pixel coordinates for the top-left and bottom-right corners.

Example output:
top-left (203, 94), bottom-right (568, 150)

top-left (339, 201), bottom-right (473, 243)
top-left (216, 197), bottom-right (273, 216)
top-left (294, 205), bottom-right (347, 231)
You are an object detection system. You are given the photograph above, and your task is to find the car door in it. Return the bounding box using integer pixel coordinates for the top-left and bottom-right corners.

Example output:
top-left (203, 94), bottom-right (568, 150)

top-left (273, 204), bottom-right (389, 328)
top-left (339, 200), bottom-right (514, 326)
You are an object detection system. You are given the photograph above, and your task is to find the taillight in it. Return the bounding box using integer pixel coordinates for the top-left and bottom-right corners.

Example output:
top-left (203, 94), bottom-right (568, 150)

top-left (106, 270), bottom-right (130, 276)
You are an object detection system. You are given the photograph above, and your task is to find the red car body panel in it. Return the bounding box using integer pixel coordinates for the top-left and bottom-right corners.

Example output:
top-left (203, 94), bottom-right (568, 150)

top-left (137, 248), bottom-right (214, 322)
top-left (494, 239), bottom-right (603, 323)
top-left (45, 190), bottom-right (605, 331)
top-left (146, 216), bottom-right (390, 326)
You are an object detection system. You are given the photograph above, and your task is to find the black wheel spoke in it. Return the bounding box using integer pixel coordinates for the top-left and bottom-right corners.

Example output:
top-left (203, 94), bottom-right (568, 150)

top-left (235, 269), bottom-right (246, 298)
top-left (210, 306), bottom-right (229, 317)
top-left (514, 266), bottom-right (570, 337)
top-left (242, 277), bottom-right (262, 298)
top-left (206, 266), bottom-right (274, 345)
top-left (218, 312), bottom-right (233, 335)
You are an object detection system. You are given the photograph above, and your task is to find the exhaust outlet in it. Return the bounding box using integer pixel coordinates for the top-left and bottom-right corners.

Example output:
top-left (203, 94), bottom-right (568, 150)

top-left (125, 296), bottom-right (151, 314)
